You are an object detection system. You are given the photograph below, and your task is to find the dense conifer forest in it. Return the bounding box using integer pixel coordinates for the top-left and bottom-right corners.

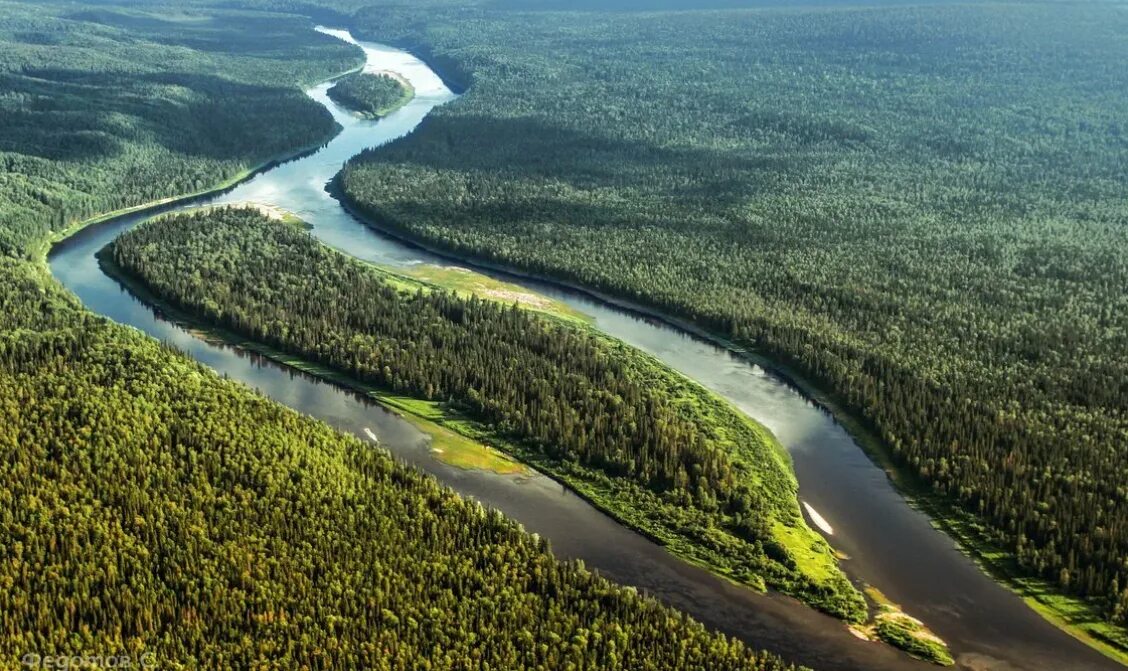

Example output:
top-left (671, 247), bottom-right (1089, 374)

top-left (106, 206), bottom-right (864, 621)
top-left (334, 0), bottom-right (1128, 640)
top-left (0, 2), bottom-right (359, 255)
top-left (0, 2), bottom-right (810, 668)
top-left (0, 262), bottom-right (799, 670)
top-left (7, 0), bottom-right (1128, 663)
top-left (328, 71), bottom-right (413, 118)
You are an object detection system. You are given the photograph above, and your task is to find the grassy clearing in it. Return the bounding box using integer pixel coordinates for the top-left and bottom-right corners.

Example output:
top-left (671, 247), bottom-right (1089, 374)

top-left (860, 587), bottom-right (954, 666)
top-left (771, 521), bottom-right (839, 586)
top-left (377, 395), bottom-right (526, 475)
top-left (321, 225), bottom-right (590, 322)
top-left (398, 263), bottom-right (592, 323)
top-left (222, 201), bottom-right (310, 228)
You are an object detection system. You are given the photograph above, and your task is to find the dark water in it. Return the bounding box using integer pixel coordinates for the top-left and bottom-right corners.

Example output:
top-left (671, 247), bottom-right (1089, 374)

top-left (48, 28), bottom-right (1119, 671)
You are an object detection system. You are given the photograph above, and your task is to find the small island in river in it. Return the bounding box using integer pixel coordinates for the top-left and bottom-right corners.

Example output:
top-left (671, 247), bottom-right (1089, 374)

top-left (328, 70), bottom-right (414, 118)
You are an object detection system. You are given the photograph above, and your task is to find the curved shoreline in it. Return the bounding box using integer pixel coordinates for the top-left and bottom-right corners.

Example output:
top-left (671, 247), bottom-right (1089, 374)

top-left (38, 142), bottom-right (321, 263)
top-left (41, 22), bottom-right (1125, 670)
top-left (49, 161), bottom-right (938, 671)
top-left (38, 56), bottom-right (366, 265)
top-left (41, 27), bottom-right (940, 671)
top-left (97, 228), bottom-right (875, 619)
top-left (327, 70), bottom-right (416, 119)
top-left (329, 182), bottom-right (1128, 667)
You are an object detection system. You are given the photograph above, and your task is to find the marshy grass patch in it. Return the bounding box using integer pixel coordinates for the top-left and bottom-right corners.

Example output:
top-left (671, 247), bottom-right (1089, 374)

top-left (862, 586), bottom-right (954, 666)
top-left (402, 263), bottom-right (592, 323)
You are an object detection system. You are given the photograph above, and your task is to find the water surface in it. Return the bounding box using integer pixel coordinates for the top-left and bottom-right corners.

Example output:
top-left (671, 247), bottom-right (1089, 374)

top-left (48, 28), bottom-right (1118, 671)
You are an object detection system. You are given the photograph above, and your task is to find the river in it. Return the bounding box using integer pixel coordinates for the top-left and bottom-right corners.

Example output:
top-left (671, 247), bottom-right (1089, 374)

top-left (47, 27), bottom-right (1118, 671)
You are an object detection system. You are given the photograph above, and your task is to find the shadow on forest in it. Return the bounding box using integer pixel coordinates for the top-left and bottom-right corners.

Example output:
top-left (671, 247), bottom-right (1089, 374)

top-left (368, 113), bottom-right (821, 209)
top-left (64, 8), bottom-right (339, 58)
top-left (0, 68), bottom-right (327, 163)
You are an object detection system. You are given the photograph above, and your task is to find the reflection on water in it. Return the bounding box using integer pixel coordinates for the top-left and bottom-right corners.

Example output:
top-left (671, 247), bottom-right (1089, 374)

top-left (47, 27), bottom-right (1117, 671)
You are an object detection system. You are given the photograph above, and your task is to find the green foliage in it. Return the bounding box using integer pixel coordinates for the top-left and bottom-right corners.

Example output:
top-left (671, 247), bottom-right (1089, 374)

top-left (0, 1), bottom-right (358, 256)
top-left (107, 206), bottom-right (865, 621)
top-left (328, 71), bottom-right (413, 118)
top-left (873, 615), bottom-right (953, 667)
top-left (0, 2), bottom-right (808, 668)
top-left (862, 587), bottom-right (952, 666)
top-left (337, 1), bottom-right (1128, 634)
top-left (0, 263), bottom-right (795, 670)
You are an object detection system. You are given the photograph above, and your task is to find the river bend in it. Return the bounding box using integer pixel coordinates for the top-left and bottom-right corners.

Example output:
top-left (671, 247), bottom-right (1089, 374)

top-left (47, 28), bottom-right (1118, 671)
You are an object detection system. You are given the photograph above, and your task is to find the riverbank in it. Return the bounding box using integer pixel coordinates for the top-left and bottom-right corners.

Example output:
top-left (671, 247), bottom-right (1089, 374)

top-left (32, 57), bottom-right (366, 266)
top-left (332, 181), bottom-right (1128, 668)
top-left (373, 70), bottom-right (416, 115)
top-left (97, 208), bottom-right (879, 626)
top-left (38, 25), bottom-right (948, 671)
top-left (95, 246), bottom-right (527, 477)
top-left (328, 70), bottom-right (416, 119)
top-left (56, 220), bottom-right (937, 671)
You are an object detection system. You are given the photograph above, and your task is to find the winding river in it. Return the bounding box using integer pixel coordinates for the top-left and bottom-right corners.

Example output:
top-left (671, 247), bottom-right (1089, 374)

top-left (47, 28), bottom-right (1118, 671)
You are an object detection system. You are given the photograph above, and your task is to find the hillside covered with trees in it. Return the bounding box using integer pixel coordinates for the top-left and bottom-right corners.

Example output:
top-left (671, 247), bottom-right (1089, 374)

top-left (0, 2), bottom-right (810, 668)
top-left (106, 206), bottom-right (865, 622)
top-left (334, 0), bottom-right (1128, 646)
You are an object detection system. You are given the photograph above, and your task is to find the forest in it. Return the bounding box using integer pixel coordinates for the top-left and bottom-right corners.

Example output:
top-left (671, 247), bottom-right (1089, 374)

top-left (334, 0), bottom-right (1128, 643)
top-left (7, 0), bottom-right (1128, 664)
top-left (0, 2), bottom-right (361, 256)
top-left (0, 259), bottom-right (797, 671)
top-left (105, 206), bottom-right (864, 622)
top-left (328, 71), bottom-right (413, 118)
top-left (0, 2), bottom-right (810, 668)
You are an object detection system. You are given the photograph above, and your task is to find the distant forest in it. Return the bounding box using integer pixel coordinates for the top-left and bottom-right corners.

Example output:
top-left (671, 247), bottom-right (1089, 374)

top-left (335, 0), bottom-right (1128, 640)
top-left (0, 3), bottom-right (807, 668)
top-left (0, 3), bottom-right (358, 255)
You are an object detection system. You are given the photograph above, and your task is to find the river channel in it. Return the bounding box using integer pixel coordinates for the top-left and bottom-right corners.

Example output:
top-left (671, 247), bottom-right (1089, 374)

top-left (47, 27), bottom-right (1118, 671)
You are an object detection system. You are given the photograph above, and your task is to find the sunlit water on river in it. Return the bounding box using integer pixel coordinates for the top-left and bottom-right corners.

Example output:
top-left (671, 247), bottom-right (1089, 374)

top-left (47, 28), bottom-right (1118, 671)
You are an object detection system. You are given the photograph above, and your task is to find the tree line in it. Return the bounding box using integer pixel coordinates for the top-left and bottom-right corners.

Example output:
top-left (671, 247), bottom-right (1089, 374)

top-left (328, 72), bottom-right (413, 118)
top-left (107, 206), bottom-right (865, 622)
top-left (0, 257), bottom-right (797, 671)
top-left (0, 2), bottom-right (358, 256)
top-left (0, 2), bottom-right (813, 667)
top-left (336, 0), bottom-right (1128, 635)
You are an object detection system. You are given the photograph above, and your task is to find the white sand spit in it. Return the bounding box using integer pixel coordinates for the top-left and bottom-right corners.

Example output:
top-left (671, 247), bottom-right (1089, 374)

top-left (802, 501), bottom-right (834, 535)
